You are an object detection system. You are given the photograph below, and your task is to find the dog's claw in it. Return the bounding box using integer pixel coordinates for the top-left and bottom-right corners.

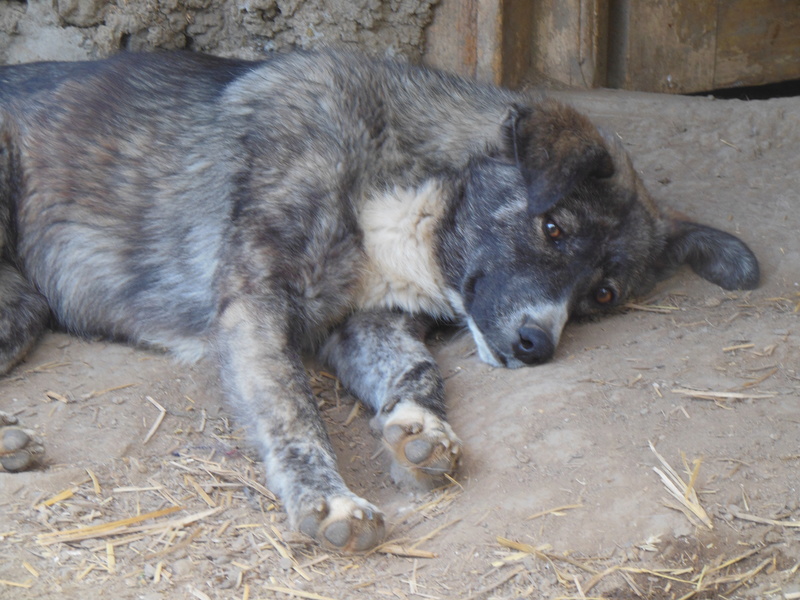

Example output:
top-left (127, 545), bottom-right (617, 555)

top-left (298, 495), bottom-right (385, 553)
top-left (0, 413), bottom-right (44, 472)
top-left (383, 403), bottom-right (462, 486)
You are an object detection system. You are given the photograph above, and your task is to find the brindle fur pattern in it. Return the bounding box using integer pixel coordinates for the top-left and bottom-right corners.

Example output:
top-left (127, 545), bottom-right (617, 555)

top-left (0, 50), bottom-right (758, 551)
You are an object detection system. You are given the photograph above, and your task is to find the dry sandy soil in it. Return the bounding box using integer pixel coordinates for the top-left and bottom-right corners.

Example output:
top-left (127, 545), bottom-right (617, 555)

top-left (1, 88), bottom-right (798, 600)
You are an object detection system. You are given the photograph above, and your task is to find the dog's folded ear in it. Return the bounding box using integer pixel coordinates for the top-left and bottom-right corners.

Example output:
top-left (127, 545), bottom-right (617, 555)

top-left (504, 100), bottom-right (614, 214)
top-left (656, 220), bottom-right (760, 290)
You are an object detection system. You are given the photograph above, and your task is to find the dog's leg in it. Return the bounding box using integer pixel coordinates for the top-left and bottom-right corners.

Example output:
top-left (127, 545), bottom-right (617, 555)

top-left (0, 264), bottom-right (50, 376)
top-left (215, 297), bottom-right (385, 552)
top-left (0, 411), bottom-right (44, 472)
top-left (321, 310), bottom-right (461, 488)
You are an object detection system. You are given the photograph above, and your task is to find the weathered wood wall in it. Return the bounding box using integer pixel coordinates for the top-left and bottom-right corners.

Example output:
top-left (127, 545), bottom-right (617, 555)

top-left (424, 0), bottom-right (800, 93)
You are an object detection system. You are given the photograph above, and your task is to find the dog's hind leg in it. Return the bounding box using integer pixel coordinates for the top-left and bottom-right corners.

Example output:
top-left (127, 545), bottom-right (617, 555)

top-left (215, 297), bottom-right (385, 552)
top-left (320, 310), bottom-right (462, 488)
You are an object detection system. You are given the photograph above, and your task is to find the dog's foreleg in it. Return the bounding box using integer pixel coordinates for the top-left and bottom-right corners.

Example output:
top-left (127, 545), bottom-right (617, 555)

top-left (320, 310), bottom-right (461, 488)
top-left (0, 264), bottom-right (50, 376)
top-left (215, 297), bottom-right (385, 552)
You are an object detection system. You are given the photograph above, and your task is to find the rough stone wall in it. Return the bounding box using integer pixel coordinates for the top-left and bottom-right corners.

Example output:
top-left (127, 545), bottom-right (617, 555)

top-left (0, 0), bottom-right (439, 64)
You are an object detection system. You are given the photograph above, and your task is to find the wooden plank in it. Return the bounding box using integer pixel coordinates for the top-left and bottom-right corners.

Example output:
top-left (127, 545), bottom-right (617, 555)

top-left (714, 0), bottom-right (800, 89)
top-left (608, 0), bottom-right (718, 93)
top-left (531, 0), bottom-right (608, 88)
top-left (424, 0), bottom-right (478, 79)
top-left (424, 0), bottom-right (532, 88)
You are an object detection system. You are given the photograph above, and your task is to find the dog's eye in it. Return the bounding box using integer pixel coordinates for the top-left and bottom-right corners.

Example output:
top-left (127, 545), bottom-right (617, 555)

top-left (594, 286), bottom-right (616, 305)
top-left (543, 218), bottom-right (563, 241)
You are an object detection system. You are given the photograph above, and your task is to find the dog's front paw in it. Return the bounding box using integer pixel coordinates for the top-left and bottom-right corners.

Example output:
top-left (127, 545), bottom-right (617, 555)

top-left (383, 402), bottom-right (461, 487)
top-left (297, 495), bottom-right (385, 553)
top-left (0, 412), bottom-right (44, 472)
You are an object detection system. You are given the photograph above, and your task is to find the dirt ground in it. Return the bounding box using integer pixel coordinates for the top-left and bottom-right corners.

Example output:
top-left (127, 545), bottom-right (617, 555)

top-left (1, 88), bottom-right (798, 600)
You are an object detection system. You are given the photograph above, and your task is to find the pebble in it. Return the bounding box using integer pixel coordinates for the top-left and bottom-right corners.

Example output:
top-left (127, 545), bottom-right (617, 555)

top-left (763, 530), bottom-right (783, 544)
top-left (172, 557), bottom-right (194, 576)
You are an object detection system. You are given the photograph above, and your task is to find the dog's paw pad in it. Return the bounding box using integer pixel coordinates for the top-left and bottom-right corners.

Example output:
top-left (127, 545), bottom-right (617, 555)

top-left (383, 403), bottom-right (461, 485)
top-left (0, 415), bottom-right (44, 472)
top-left (298, 495), bottom-right (385, 553)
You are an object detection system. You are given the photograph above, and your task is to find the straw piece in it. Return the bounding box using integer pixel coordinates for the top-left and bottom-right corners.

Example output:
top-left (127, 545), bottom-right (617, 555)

top-left (0, 579), bottom-right (33, 589)
top-left (377, 544), bottom-right (436, 558)
top-left (37, 487), bottom-right (75, 509)
top-left (84, 383), bottom-right (136, 399)
top-left (86, 469), bottom-right (102, 496)
top-left (143, 396), bottom-right (167, 444)
top-left (624, 303), bottom-right (679, 314)
top-left (649, 442), bottom-right (712, 529)
top-left (462, 566), bottom-right (525, 600)
top-left (722, 343), bottom-right (755, 352)
top-left (344, 401), bottom-right (361, 426)
top-left (185, 474), bottom-right (216, 508)
top-left (671, 388), bottom-right (774, 401)
top-left (410, 517), bottom-right (460, 549)
top-left (526, 503), bottom-right (583, 520)
top-left (22, 361), bottom-right (71, 374)
top-left (37, 505), bottom-right (187, 545)
top-left (729, 506), bottom-right (800, 528)
top-left (497, 537), bottom-right (598, 574)
top-left (44, 390), bottom-right (70, 403)
top-left (261, 585), bottom-right (339, 600)
top-left (106, 541), bottom-right (116, 574)
top-left (21, 562), bottom-right (39, 578)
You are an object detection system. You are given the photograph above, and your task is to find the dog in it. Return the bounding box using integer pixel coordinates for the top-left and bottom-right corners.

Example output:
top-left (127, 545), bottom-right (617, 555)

top-left (0, 50), bottom-right (758, 551)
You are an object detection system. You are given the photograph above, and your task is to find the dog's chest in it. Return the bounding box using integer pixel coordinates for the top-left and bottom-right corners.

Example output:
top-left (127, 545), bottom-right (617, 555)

top-left (354, 181), bottom-right (454, 318)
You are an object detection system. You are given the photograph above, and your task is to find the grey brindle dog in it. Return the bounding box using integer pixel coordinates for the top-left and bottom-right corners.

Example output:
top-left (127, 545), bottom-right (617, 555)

top-left (0, 50), bottom-right (758, 551)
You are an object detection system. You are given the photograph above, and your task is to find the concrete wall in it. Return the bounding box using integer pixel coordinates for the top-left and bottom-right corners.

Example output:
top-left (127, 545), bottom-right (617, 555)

top-left (0, 0), bottom-right (439, 64)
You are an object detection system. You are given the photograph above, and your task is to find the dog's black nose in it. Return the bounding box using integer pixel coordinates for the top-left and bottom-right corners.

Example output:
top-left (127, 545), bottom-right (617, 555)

top-left (513, 325), bottom-right (555, 365)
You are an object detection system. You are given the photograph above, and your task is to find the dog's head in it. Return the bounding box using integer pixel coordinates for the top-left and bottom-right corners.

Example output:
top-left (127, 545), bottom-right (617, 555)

top-left (438, 100), bottom-right (759, 368)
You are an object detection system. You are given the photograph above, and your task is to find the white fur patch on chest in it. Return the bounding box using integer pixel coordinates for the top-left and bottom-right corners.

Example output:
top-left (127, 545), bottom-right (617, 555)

top-left (357, 180), bottom-right (455, 318)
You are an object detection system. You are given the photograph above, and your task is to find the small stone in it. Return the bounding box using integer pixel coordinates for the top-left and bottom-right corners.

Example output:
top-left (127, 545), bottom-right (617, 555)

top-left (172, 557), bottom-right (193, 576)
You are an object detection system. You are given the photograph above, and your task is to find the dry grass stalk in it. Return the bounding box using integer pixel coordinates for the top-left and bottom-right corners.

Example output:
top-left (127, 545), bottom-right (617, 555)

top-left (497, 537), bottom-right (598, 575)
top-left (85, 468), bottom-right (102, 496)
top-left (409, 517), bottom-right (460, 549)
top-left (671, 388), bottom-right (774, 401)
top-left (343, 401), bottom-right (361, 426)
top-left (37, 505), bottom-right (224, 545)
top-left (526, 503), bottom-right (583, 521)
top-left (261, 585), bottom-right (339, 600)
top-left (729, 506), bottom-right (800, 528)
top-left (462, 565), bottom-right (525, 600)
top-left (649, 441), bottom-right (712, 529)
top-left (741, 367), bottom-right (778, 389)
top-left (0, 578), bottom-right (33, 589)
top-left (624, 302), bottom-right (679, 314)
top-left (44, 390), bottom-right (70, 403)
top-left (188, 458), bottom-right (278, 502)
top-left (22, 360), bottom-right (71, 374)
top-left (185, 474), bottom-right (216, 508)
top-left (377, 544), bottom-right (436, 558)
top-left (84, 383), bottom-right (136, 399)
top-left (143, 395), bottom-right (167, 444)
top-left (36, 487), bottom-right (75, 508)
top-left (722, 343), bottom-right (755, 352)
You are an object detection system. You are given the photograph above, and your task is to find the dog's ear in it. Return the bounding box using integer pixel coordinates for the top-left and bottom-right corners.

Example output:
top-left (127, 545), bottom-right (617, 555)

top-left (503, 100), bottom-right (614, 214)
top-left (656, 220), bottom-right (760, 290)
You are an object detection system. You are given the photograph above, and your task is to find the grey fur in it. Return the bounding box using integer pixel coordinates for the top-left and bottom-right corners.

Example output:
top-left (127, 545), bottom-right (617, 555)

top-left (0, 50), bottom-right (758, 551)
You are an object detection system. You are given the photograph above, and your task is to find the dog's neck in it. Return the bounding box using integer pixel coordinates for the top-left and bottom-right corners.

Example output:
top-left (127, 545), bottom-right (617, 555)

top-left (356, 179), bottom-right (456, 318)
